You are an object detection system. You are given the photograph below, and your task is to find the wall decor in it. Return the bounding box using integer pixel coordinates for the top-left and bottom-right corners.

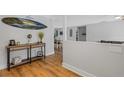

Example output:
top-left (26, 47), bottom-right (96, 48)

top-left (27, 34), bottom-right (32, 43)
top-left (16, 41), bottom-right (20, 45)
top-left (60, 31), bottom-right (63, 35)
top-left (2, 17), bottom-right (47, 30)
top-left (9, 40), bottom-right (16, 46)
top-left (38, 32), bottom-right (44, 43)
top-left (69, 29), bottom-right (73, 37)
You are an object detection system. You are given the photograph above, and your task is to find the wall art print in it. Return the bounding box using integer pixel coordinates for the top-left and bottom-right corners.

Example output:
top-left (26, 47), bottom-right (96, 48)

top-left (2, 17), bottom-right (47, 30)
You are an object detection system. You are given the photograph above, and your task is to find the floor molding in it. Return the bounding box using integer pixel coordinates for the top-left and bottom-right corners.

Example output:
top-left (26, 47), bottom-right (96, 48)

top-left (0, 65), bottom-right (7, 70)
top-left (62, 62), bottom-right (96, 77)
top-left (46, 51), bottom-right (54, 56)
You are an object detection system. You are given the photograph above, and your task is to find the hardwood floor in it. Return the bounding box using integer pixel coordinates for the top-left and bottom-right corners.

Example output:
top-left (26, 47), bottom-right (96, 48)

top-left (0, 50), bottom-right (80, 77)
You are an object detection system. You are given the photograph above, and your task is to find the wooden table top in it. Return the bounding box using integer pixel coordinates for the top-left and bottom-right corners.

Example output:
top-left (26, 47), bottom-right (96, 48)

top-left (6, 42), bottom-right (45, 49)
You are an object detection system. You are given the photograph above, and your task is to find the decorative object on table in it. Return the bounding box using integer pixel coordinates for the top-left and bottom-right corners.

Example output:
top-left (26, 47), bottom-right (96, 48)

top-left (9, 40), bottom-right (16, 46)
top-left (16, 41), bottom-right (20, 46)
top-left (38, 31), bottom-right (44, 43)
top-left (37, 51), bottom-right (43, 57)
top-left (11, 56), bottom-right (22, 65)
top-left (2, 17), bottom-right (47, 30)
top-left (27, 34), bottom-right (32, 43)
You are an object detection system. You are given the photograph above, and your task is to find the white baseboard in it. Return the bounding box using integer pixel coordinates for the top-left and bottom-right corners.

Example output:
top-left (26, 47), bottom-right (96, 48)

top-left (46, 51), bottom-right (54, 56)
top-left (62, 63), bottom-right (96, 77)
top-left (0, 65), bottom-right (7, 70)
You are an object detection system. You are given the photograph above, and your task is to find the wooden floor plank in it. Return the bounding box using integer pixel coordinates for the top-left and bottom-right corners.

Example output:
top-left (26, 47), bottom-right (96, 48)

top-left (0, 50), bottom-right (80, 77)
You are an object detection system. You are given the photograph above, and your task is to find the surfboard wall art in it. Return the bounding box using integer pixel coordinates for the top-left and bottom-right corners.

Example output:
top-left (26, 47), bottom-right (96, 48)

top-left (2, 17), bottom-right (47, 30)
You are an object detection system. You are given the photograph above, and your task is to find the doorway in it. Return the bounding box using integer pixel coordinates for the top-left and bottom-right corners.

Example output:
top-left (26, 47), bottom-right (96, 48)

top-left (54, 28), bottom-right (63, 52)
top-left (77, 26), bottom-right (86, 41)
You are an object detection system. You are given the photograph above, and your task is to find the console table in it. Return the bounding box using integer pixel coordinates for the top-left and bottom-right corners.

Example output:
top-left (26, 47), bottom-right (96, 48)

top-left (6, 43), bottom-right (46, 71)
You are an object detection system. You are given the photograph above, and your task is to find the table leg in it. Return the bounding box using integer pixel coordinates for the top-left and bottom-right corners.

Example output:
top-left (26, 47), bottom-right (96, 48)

top-left (27, 48), bottom-right (29, 60)
top-left (44, 43), bottom-right (46, 59)
top-left (30, 45), bottom-right (31, 64)
top-left (7, 48), bottom-right (10, 71)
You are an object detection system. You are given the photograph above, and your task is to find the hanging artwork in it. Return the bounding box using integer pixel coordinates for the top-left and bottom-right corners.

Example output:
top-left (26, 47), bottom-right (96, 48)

top-left (2, 17), bottom-right (47, 30)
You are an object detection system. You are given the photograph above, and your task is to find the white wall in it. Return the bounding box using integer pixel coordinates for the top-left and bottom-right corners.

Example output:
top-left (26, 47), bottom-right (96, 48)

top-left (63, 41), bottom-right (124, 77)
top-left (51, 15), bottom-right (64, 28)
top-left (87, 20), bottom-right (124, 41)
top-left (66, 15), bottom-right (117, 41)
top-left (0, 15), bottom-right (54, 69)
top-left (66, 15), bottom-right (116, 27)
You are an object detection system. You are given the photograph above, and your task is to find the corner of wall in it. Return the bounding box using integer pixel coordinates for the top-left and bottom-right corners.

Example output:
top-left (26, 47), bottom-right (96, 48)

top-left (62, 62), bottom-right (96, 77)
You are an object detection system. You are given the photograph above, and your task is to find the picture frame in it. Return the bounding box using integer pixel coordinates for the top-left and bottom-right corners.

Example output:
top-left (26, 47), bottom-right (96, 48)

top-left (9, 40), bottom-right (16, 46)
top-left (70, 29), bottom-right (73, 37)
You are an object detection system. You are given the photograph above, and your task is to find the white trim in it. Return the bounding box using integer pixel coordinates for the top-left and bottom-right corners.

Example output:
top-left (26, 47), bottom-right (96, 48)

top-left (62, 62), bottom-right (96, 77)
top-left (46, 51), bottom-right (54, 56)
top-left (0, 64), bottom-right (7, 70)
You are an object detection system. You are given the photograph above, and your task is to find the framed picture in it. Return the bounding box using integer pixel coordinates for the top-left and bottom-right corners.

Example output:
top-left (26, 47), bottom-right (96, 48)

top-left (60, 31), bottom-right (63, 35)
top-left (9, 40), bottom-right (16, 46)
top-left (69, 29), bottom-right (73, 37)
